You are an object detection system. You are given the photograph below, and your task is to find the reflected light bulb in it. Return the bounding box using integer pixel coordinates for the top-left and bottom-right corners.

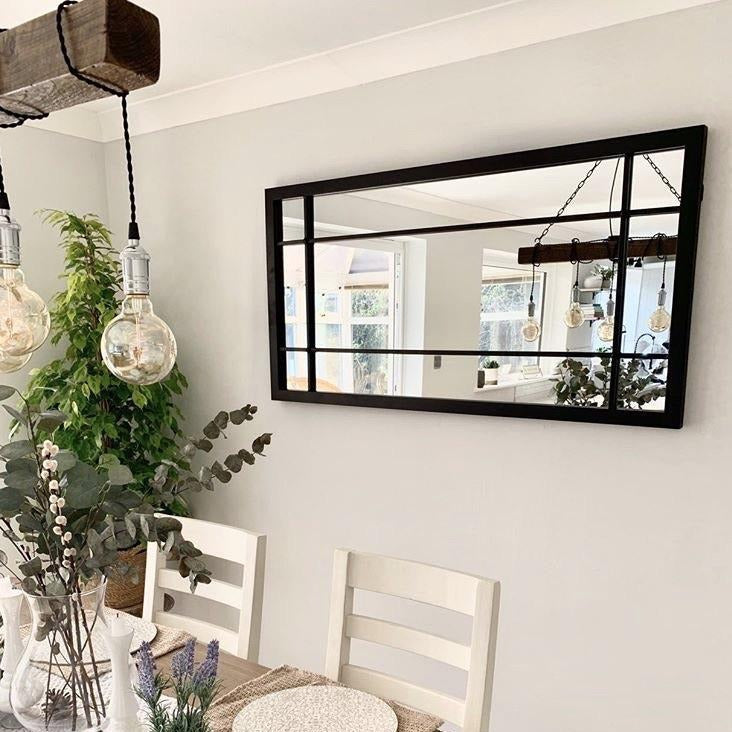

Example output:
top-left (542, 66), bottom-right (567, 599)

top-left (521, 301), bottom-right (541, 342)
top-left (597, 297), bottom-right (615, 343)
top-left (0, 210), bottom-right (50, 357)
top-left (649, 288), bottom-right (671, 333)
top-left (101, 238), bottom-right (176, 386)
top-left (563, 286), bottom-right (585, 329)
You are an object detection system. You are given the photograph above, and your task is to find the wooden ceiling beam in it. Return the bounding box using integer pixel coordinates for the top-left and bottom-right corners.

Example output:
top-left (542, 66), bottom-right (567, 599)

top-left (517, 236), bottom-right (678, 265)
top-left (0, 0), bottom-right (160, 126)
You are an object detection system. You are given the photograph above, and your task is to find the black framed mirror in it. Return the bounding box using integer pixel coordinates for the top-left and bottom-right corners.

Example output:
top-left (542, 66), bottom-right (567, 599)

top-left (266, 126), bottom-right (706, 428)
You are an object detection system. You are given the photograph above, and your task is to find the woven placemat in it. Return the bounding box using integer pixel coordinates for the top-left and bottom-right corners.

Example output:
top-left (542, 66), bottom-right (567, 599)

top-left (208, 665), bottom-right (443, 732)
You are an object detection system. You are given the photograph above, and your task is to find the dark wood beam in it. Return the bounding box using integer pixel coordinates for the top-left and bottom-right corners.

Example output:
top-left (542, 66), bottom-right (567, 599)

top-left (0, 0), bottom-right (160, 125)
top-left (517, 236), bottom-right (678, 265)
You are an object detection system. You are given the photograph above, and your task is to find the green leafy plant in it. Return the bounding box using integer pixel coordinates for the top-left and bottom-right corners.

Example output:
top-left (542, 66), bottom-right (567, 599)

top-left (145, 406), bottom-right (272, 519)
top-left (0, 386), bottom-right (212, 727)
top-left (552, 353), bottom-right (666, 408)
top-left (23, 212), bottom-right (188, 511)
top-left (480, 359), bottom-right (500, 370)
top-left (593, 264), bottom-right (614, 283)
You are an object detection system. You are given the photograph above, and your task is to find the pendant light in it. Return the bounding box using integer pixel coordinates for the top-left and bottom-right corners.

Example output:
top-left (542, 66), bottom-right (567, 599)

top-left (597, 259), bottom-right (616, 343)
top-left (648, 233), bottom-right (671, 333)
top-left (0, 152), bottom-right (50, 372)
top-left (57, 2), bottom-right (177, 386)
top-left (564, 239), bottom-right (589, 329)
top-left (522, 161), bottom-right (603, 343)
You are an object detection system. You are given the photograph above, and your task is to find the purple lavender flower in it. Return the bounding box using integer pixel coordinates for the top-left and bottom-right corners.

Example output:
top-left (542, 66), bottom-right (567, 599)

top-left (136, 641), bottom-right (156, 703)
top-left (193, 640), bottom-right (220, 684)
top-left (171, 638), bottom-right (196, 681)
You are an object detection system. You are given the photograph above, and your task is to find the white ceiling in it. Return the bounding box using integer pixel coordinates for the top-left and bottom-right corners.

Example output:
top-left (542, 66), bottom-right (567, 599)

top-left (4, 0), bottom-right (723, 141)
top-left (4, 0), bottom-right (502, 102)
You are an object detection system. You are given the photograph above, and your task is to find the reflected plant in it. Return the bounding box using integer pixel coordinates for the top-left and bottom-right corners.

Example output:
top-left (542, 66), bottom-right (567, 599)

top-left (552, 352), bottom-right (666, 408)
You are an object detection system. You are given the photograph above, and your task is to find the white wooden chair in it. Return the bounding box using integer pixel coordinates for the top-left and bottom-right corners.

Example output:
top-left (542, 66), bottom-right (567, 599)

top-left (325, 549), bottom-right (500, 731)
top-left (142, 516), bottom-right (266, 661)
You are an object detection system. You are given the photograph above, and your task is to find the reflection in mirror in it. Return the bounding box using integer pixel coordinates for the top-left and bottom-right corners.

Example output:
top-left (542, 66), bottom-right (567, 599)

top-left (316, 157), bottom-right (625, 232)
top-left (623, 214), bottom-right (678, 354)
top-left (271, 128), bottom-right (705, 426)
top-left (283, 245), bottom-right (306, 348)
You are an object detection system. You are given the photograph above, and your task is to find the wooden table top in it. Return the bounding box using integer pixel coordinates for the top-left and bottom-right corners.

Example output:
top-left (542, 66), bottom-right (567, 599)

top-left (158, 642), bottom-right (270, 695)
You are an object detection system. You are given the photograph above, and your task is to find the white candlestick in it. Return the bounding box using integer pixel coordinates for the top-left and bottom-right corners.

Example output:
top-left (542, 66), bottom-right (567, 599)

top-left (0, 575), bottom-right (24, 714)
top-left (103, 614), bottom-right (142, 732)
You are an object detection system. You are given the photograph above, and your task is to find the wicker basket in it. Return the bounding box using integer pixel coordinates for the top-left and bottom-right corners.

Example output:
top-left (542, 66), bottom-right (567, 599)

top-left (106, 545), bottom-right (147, 615)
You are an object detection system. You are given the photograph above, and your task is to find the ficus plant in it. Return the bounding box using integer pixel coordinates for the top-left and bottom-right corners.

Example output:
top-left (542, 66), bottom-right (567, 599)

top-left (23, 211), bottom-right (189, 512)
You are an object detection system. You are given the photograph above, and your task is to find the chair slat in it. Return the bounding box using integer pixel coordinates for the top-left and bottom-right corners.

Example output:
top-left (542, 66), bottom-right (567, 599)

top-left (345, 614), bottom-right (471, 671)
top-left (157, 568), bottom-right (243, 608)
top-left (154, 611), bottom-right (239, 655)
top-left (347, 552), bottom-right (480, 615)
top-left (341, 664), bottom-right (465, 727)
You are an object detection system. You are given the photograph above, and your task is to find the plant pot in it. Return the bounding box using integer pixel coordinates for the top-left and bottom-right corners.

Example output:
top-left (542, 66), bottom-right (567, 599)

top-left (105, 545), bottom-right (147, 615)
top-left (583, 274), bottom-right (603, 289)
top-left (484, 368), bottom-right (499, 385)
top-left (11, 581), bottom-right (119, 732)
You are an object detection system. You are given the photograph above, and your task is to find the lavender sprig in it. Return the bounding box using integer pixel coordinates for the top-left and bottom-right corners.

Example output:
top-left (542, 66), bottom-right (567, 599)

top-left (136, 641), bottom-right (157, 703)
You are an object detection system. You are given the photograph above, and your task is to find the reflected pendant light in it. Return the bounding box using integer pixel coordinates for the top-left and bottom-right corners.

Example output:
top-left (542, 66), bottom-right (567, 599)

top-left (521, 246), bottom-right (541, 342)
top-left (648, 233), bottom-right (671, 333)
top-left (597, 257), bottom-right (617, 343)
top-left (564, 240), bottom-right (587, 329)
top-left (56, 2), bottom-right (177, 385)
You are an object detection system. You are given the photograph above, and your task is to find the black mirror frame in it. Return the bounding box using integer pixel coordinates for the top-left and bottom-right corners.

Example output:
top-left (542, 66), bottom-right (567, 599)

top-left (265, 125), bottom-right (707, 428)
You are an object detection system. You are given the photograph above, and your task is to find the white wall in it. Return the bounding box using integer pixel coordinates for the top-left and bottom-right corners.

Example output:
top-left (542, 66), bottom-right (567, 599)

top-left (0, 126), bottom-right (108, 567)
top-left (101, 3), bottom-right (732, 731)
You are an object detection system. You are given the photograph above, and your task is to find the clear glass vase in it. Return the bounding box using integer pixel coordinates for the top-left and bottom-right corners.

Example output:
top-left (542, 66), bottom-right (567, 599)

top-left (11, 582), bottom-right (112, 732)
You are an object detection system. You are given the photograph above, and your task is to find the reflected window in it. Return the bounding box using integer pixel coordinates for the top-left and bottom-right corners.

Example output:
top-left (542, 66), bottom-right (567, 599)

top-left (479, 259), bottom-right (545, 370)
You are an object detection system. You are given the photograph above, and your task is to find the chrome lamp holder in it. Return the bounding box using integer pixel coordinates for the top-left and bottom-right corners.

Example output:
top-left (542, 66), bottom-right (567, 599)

top-left (120, 238), bottom-right (151, 295)
top-left (0, 208), bottom-right (21, 267)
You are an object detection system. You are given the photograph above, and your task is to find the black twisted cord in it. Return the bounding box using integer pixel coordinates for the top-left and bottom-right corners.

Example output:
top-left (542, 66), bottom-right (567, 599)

top-left (56, 0), bottom-right (139, 235)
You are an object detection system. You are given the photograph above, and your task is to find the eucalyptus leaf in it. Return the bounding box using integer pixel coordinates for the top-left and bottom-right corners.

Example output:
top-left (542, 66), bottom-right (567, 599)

top-left (19, 556), bottom-right (42, 577)
top-left (0, 440), bottom-right (35, 461)
top-left (108, 464), bottom-right (134, 486)
top-left (0, 385), bottom-right (16, 401)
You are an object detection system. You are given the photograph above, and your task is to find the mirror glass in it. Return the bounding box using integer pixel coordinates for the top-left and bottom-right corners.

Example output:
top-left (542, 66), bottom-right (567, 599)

top-left (270, 131), bottom-right (704, 426)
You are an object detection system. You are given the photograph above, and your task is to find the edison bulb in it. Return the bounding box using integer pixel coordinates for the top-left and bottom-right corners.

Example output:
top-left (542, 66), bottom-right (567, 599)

top-left (648, 288), bottom-right (671, 333)
top-left (564, 301), bottom-right (585, 329)
top-left (597, 316), bottom-right (615, 342)
top-left (521, 317), bottom-right (541, 342)
top-left (0, 351), bottom-right (31, 374)
top-left (101, 295), bottom-right (176, 385)
top-left (521, 300), bottom-right (541, 342)
top-left (0, 266), bottom-right (50, 356)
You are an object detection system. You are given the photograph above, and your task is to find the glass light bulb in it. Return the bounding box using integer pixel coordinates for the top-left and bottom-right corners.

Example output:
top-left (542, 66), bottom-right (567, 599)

top-left (0, 351), bottom-right (31, 374)
top-left (0, 266), bottom-right (50, 357)
top-left (521, 317), bottom-right (541, 342)
top-left (649, 306), bottom-right (671, 333)
top-left (101, 295), bottom-right (177, 385)
top-left (564, 302), bottom-right (585, 328)
top-left (597, 316), bottom-right (615, 342)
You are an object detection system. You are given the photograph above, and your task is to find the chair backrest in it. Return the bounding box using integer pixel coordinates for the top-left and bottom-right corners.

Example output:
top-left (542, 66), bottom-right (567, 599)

top-left (142, 516), bottom-right (266, 661)
top-left (325, 549), bottom-right (500, 732)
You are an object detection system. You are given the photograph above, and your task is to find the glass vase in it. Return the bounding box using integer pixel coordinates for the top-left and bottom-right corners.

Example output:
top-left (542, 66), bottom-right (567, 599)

top-left (10, 582), bottom-right (112, 732)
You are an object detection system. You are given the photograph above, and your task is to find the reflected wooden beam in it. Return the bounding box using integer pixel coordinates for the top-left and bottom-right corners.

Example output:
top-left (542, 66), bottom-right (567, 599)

top-left (517, 236), bottom-right (677, 265)
top-left (0, 0), bottom-right (159, 126)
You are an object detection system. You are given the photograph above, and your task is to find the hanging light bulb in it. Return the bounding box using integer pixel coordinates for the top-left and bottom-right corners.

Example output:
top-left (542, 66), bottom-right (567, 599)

top-left (649, 287), bottom-right (671, 333)
top-left (597, 296), bottom-right (616, 342)
top-left (53, 6), bottom-right (177, 385)
top-left (0, 194), bottom-right (50, 367)
top-left (648, 247), bottom-right (671, 333)
top-left (564, 259), bottom-right (585, 329)
top-left (522, 300), bottom-right (541, 342)
top-left (101, 234), bottom-right (177, 386)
